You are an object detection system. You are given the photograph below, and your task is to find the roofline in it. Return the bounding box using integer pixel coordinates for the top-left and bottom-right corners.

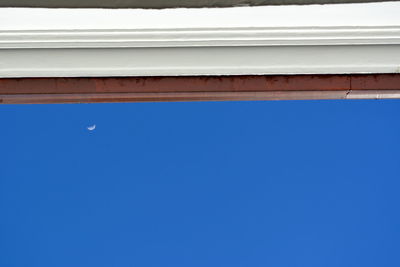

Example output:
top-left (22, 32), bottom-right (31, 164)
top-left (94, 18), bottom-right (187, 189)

top-left (1, 74), bottom-right (400, 104)
top-left (2, 26), bottom-right (400, 49)
top-left (2, 4), bottom-right (400, 78)
top-left (1, 41), bottom-right (400, 78)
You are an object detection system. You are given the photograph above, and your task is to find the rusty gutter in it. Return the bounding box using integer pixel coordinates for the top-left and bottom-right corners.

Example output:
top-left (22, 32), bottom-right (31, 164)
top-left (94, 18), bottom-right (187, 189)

top-left (1, 74), bottom-right (399, 104)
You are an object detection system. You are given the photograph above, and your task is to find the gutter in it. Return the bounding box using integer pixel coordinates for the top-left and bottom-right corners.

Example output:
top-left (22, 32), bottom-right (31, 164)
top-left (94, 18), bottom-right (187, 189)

top-left (0, 4), bottom-right (400, 102)
top-left (1, 74), bottom-right (400, 104)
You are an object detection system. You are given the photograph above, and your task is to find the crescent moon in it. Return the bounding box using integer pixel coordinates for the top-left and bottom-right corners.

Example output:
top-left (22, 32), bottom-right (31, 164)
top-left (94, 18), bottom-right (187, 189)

top-left (87, 125), bottom-right (96, 131)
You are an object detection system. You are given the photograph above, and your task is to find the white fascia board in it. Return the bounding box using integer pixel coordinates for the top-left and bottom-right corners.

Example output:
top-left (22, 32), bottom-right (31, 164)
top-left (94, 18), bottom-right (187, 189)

top-left (1, 2), bottom-right (400, 78)
top-left (2, 27), bottom-right (400, 48)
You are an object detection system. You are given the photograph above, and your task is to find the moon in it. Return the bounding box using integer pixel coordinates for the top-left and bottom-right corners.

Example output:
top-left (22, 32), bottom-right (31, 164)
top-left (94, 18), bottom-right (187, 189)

top-left (87, 125), bottom-right (96, 131)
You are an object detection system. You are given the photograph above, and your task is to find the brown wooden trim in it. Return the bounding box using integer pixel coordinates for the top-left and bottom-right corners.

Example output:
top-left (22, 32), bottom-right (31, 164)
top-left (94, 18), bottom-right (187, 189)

top-left (1, 74), bottom-right (400, 104)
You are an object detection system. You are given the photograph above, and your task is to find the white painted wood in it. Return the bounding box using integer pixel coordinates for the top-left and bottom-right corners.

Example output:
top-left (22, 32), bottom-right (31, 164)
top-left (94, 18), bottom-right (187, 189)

top-left (2, 27), bottom-right (400, 48)
top-left (1, 46), bottom-right (400, 77)
top-left (1, 3), bottom-right (400, 77)
top-left (2, 2), bottom-right (400, 30)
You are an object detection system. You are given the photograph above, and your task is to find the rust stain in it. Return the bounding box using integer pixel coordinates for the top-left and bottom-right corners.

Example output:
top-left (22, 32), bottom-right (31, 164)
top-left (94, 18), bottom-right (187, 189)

top-left (0, 74), bottom-right (399, 104)
top-left (350, 74), bottom-right (400, 90)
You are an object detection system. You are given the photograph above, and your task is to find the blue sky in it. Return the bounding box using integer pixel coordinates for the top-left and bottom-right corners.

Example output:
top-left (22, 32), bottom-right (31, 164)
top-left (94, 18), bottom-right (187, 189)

top-left (1, 100), bottom-right (399, 267)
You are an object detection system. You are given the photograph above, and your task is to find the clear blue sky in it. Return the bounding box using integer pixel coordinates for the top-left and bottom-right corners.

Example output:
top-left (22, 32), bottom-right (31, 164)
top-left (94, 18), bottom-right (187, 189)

top-left (1, 100), bottom-right (399, 267)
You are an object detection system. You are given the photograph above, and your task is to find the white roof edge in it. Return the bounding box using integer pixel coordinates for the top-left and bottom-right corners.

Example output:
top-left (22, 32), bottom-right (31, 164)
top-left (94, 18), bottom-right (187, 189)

top-left (1, 3), bottom-right (400, 77)
top-left (1, 2), bottom-right (400, 30)
top-left (2, 26), bottom-right (400, 48)
top-left (2, 44), bottom-right (400, 78)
